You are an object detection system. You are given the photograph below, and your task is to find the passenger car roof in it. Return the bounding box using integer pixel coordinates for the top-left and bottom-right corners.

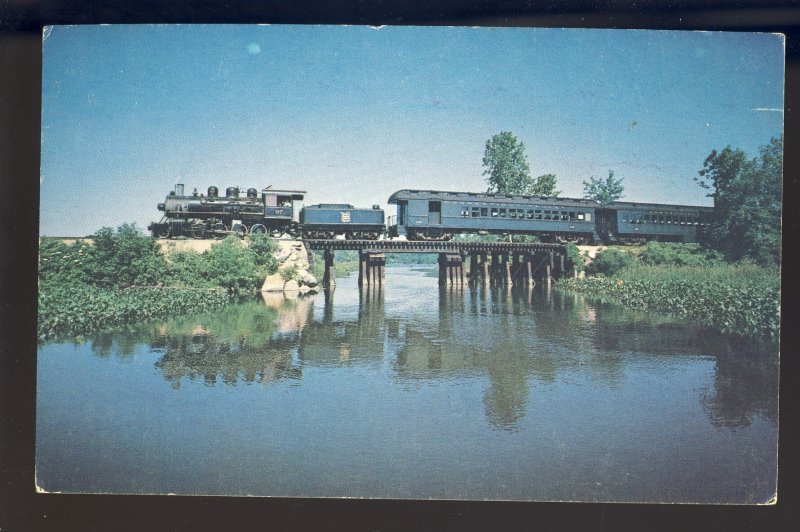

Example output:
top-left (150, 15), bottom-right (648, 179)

top-left (387, 189), bottom-right (597, 208)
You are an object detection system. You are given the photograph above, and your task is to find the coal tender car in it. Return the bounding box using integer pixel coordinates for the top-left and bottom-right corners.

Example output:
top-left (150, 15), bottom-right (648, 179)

top-left (387, 189), bottom-right (712, 243)
top-left (300, 203), bottom-right (385, 240)
top-left (150, 183), bottom-right (385, 240)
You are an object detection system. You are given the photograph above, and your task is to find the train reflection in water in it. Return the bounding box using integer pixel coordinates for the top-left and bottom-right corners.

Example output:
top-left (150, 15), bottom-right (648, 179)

top-left (85, 275), bottom-right (777, 433)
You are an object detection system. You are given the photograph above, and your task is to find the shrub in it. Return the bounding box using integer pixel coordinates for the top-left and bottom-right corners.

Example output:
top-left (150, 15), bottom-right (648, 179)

top-left (248, 233), bottom-right (280, 274)
top-left (638, 241), bottom-right (722, 267)
top-left (585, 248), bottom-right (635, 276)
top-left (85, 223), bottom-right (170, 287)
top-left (559, 264), bottom-right (780, 337)
top-left (201, 236), bottom-right (265, 293)
top-left (38, 284), bottom-right (229, 342)
top-left (564, 243), bottom-right (586, 272)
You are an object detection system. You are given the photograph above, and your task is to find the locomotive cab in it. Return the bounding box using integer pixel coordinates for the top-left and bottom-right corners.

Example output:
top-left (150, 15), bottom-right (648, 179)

top-left (262, 189), bottom-right (306, 224)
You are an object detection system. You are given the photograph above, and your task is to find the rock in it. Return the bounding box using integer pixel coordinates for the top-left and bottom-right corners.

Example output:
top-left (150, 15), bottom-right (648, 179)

top-left (261, 272), bottom-right (285, 292)
top-left (283, 280), bottom-right (300, 292)
top-left (299, 271), bottom-right (318, 287)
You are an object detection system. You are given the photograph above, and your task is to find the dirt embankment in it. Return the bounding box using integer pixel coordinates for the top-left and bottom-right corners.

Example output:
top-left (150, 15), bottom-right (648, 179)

top-left (156, 238), bottom-right (220, 255)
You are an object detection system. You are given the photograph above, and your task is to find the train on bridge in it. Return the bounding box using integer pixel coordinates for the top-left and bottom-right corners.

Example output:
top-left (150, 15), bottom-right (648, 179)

top-left (149, 184), bottom-right (712, 244)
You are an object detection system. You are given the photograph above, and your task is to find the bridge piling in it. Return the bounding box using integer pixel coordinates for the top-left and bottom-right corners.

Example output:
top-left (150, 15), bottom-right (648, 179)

top-left (503, 253), bottom-right (513, 286)
top-left (481, 252), bottom-right (490, 286)
top-left (304, 239), bottom-right (567, 289)
top-left (545, 251), bottom-right (553, 289)
top-left (490, 252), bottom-right (501, 284)
top-left (359, 252), bottom-right (385, 288)
top-left (468, 253), bottom-right (478, 284)
top-left (322, 248), bottom-right (335, 289)
top-left (438, 253), bottom-right (464, 286)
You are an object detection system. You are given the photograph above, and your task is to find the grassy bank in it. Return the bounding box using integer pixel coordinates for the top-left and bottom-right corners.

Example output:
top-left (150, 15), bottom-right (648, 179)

top-left (559, 261), bottom-right (780, 338)
top-left (38, 224), bottom-right (280, 342)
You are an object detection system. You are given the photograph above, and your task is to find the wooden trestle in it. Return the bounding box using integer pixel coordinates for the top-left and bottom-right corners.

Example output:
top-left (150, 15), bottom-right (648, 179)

top-left (304, 240), bottom-right (572, 289)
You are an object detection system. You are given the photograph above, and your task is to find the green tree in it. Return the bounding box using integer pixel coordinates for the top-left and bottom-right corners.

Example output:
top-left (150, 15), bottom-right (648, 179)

top-left (695, 136), bottom-right (782, 266)
top-left (483, 131), bottom-right (533, 195)
top-left (583, 170), bottom-right (624, 205)
top-left (87, 223), bottom-right (168, 287)
top-left (530, 173), bottom-right (560, 197)
top-left (585, 248), bottom-right (635, 276)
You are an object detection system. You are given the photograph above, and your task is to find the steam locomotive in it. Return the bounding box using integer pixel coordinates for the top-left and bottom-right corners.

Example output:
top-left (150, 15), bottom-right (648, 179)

top-left (148, 184), bottom-right (384, 240)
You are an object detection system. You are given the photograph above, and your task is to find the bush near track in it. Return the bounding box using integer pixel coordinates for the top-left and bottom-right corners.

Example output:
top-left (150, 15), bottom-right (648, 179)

top-left (561, 244), bottom-right (779, 338)
top-left (38, 224), bottom-right (280, 341)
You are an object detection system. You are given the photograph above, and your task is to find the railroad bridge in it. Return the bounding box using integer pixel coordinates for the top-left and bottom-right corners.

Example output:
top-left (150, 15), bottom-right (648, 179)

top-left (303, 239), bottom-right (573, 289)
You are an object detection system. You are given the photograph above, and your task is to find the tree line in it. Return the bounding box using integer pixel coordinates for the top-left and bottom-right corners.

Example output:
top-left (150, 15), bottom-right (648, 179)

top-left (482, 131), bottom-right (782, 266)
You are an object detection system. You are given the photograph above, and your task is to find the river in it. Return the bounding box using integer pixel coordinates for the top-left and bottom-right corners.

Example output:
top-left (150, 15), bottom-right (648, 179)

top-left (35, 266), bottom-right (778, 502)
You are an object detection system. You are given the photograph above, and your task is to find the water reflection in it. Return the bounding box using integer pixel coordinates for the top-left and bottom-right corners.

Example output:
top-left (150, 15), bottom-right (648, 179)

top-left (80, 277), bottom-right (777, 432)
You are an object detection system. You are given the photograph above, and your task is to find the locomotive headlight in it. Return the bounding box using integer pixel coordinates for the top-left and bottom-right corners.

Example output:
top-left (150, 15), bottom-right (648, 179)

top-left (157, 203), bottom-right (165, 211)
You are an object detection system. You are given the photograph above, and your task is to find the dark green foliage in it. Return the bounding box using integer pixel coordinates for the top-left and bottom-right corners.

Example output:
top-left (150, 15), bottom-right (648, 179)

top-left (87, 223), bottom-right (169, 287)
top-left (530, 173), bottom-right (560, 197)
top-left (638, 242), bottom-right (723, 267)
top-left (482, 132), bottom-right (561, 197)
top-left (585, 248), bottom-right (634, 276)
top-left (248, 232), bottom-right (280, 273)
top-left (695, 137), bottom-right (782, 266)
top-left (564, 243), bottom-right (585, 272)
top-left (38, 238), bottom-right (92, 284)
top-left (38, 224), bottom-right (288, 340)
top-left (200, 236), bottom-right (266, 293)
top-left (559, 265), bottom-right (779, 338)
top-left (483, 131), bottom-right (532, 195)
top-left (582, 170), bottom-right (624, 205)
top-left (38, 284), bottom-right (229, 342)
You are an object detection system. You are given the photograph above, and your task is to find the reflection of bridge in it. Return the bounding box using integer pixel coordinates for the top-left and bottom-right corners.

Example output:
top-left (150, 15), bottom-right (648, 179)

top-left (303, 239), bottom-right (573, 289)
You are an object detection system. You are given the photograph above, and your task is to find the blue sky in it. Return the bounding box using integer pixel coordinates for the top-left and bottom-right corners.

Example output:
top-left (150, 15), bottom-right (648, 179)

top-left (40, 25), bottom-right (784, 236)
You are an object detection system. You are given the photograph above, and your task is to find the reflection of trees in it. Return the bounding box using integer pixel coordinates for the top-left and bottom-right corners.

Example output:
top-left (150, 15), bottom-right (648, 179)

top-left (701, 338), bottom-right (778, 429)
top-left (551, 289), bottom-right (779, 430)
top-left (82, 280), bottom-right (778, 431)
top-left (150, 296), bottom-right (314, 387)
top-left (87, 298), bottom-right (315, 387)
top-left (153, 332), bottom-right (300, 388)
top-left (297, 287), bottom-right (387, 367)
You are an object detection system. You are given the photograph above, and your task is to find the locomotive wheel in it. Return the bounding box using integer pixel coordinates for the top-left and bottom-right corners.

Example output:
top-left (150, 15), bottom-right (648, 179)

top-left (232, 223), bottom-right (247, 237)
top-left (157, 225), bottom-right (170, 238)
top-left (269, 228), bottom-right (285, 238)
top-left (191, 223), bottom-right (207, 239)
top-left (250, 224), bottom-right (266, 235)
top-left (211, 223), bottom-right (228, 239)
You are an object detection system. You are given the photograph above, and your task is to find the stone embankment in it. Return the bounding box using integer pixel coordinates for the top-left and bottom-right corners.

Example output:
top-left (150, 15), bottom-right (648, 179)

top-left (260, 240), bottom-right (319, 294)
top-left (155, 238), bottom-right (318, 294)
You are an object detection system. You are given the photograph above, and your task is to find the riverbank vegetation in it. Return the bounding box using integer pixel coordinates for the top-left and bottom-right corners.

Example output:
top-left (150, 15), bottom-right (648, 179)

top-left (561, 242), bottom-right (780, 338)
top-left (562, 136), bottom-right (782, 339)
top-left (38, 224), bottom-right (280, 341)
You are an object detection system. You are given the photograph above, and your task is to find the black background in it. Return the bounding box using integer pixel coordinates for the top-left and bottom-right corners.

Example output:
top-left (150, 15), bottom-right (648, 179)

top-left (2, 1), bottom-right (798, 530)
